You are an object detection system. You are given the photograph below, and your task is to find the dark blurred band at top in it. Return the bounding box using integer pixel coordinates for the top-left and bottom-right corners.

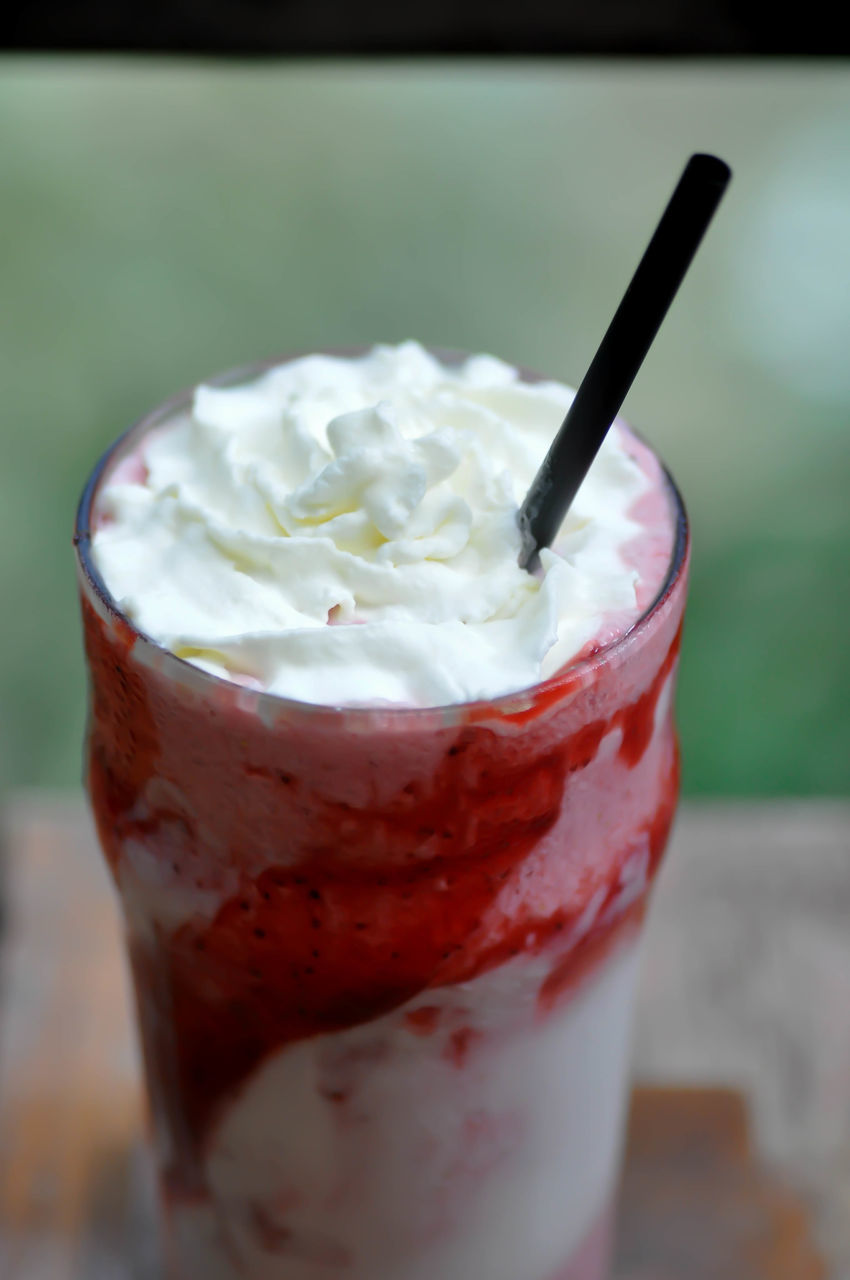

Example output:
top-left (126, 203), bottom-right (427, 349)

top-left (3, 0), bottom-right (843, 56)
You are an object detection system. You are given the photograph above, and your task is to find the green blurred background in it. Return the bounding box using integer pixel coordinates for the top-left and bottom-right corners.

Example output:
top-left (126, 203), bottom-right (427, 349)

top-left (1, 59), bottom-right (847, 795)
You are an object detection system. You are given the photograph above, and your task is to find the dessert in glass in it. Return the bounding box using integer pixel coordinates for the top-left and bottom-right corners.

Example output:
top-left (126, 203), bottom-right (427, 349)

top-left (75, 343), bottom-right (687, 1280)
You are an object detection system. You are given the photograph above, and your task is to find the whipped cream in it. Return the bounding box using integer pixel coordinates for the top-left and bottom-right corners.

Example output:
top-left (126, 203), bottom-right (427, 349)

top-left (92, 342), bottom-right (665, 707)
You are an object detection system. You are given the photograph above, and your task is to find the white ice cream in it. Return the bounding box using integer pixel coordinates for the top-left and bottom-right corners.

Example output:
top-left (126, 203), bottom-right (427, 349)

top-left (162, 938), bottom-right (640, 1280)
top-left (93, 342), bottom-right (655, 707)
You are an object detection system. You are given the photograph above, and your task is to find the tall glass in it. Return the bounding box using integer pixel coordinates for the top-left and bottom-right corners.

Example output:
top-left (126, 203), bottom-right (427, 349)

top-left (74, 353), bottom-right (688, 1280)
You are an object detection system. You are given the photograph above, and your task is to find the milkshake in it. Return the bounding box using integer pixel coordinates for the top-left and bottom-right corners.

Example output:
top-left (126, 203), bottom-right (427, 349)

top-left (75, 343), bottom-right (687, 1280)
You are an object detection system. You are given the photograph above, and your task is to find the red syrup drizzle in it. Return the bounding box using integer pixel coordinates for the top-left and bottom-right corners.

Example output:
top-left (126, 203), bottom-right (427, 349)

top-left (83, 598), bottom-right (161, 873)
top-left (405, 1006), bottom-right (442, 1035)
top-left (616, 623), bottom-right (681, 766)
top-left (83, 595), bottom-right (682, 1156)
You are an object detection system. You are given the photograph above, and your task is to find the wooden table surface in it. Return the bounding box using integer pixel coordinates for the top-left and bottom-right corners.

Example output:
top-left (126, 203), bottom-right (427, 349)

top-left (1, 794), bottom-right (847, 1278)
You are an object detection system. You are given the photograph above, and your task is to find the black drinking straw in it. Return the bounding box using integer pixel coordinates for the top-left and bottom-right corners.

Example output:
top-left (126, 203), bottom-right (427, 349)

top-left (517, 152), bottom-right (731, 570)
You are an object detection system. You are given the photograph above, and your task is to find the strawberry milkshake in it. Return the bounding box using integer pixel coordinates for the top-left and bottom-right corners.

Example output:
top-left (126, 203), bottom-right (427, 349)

top-left (74, 343), bottom-right (687, 1280)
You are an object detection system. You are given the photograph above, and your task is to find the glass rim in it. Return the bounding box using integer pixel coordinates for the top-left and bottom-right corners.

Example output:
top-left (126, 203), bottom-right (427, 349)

top-left (74, 346), bottom-right (689, 726)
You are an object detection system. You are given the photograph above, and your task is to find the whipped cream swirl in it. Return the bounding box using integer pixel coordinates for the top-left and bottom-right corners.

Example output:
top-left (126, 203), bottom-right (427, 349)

top-left (92, 342), bottom-right (661, 707)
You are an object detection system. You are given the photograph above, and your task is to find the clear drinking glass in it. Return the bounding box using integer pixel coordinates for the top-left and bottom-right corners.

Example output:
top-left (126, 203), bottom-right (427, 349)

top-left (74, 352), bottom-right (688, 1280)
